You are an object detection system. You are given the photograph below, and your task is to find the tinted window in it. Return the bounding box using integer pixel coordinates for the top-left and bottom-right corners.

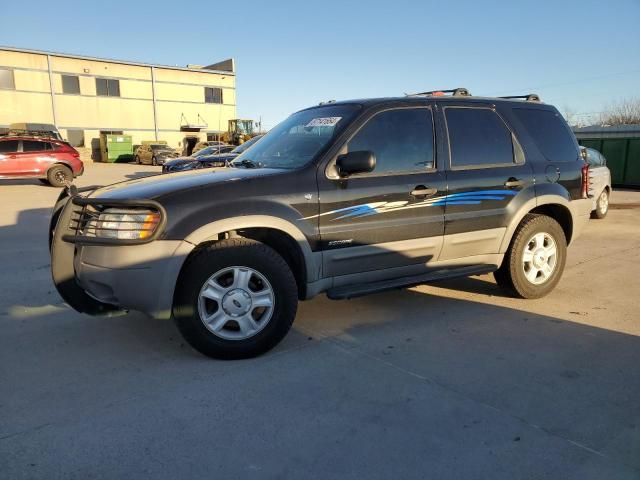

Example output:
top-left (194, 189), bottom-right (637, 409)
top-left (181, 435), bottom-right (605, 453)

top-left (586, 148), bottom-right (605, 167)
top-left (513, 108), bottom-right (578, 162)
top-left (205, 87), bottom-right (223, 104)
top-left (62, 75), bottom-right (80, 94)
top-left (0, 68), bottom-right (15, 89)
top-left (0, 140), bottom-right (19, 153)
top-left (23, 140), bottom-right (48, 152)
top-left (446, 108), bottom-right (514, 167)
top-left (347, 108), bottom-right (434, 174)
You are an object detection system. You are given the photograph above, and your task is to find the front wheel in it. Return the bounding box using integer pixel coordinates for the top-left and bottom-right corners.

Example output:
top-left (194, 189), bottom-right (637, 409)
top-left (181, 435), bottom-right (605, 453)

top-left (591, 189), bottom-right (609, 219)
top-left (173, 238), bottom-right (298, 359)
top-left (494, 214), bottom-right (567, 299)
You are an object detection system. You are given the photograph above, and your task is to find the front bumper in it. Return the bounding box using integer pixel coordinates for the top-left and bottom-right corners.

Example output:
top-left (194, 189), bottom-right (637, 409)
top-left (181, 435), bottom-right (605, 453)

top-left (50, 188), bottom-right (194, 319)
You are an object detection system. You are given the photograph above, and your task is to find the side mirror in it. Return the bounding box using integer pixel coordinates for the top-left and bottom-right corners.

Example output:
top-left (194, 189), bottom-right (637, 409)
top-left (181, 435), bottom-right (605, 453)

top-left (336, 150), bottom-right (376, 177)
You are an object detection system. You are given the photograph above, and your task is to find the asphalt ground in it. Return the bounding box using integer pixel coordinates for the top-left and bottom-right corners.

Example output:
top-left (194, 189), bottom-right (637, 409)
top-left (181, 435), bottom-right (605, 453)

top-left (1, 163), bottom-right (639, 479)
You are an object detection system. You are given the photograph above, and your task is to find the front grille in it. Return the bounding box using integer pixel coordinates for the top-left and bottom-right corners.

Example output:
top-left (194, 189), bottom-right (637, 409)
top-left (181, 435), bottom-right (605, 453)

top-left (68, 205), bottom-right (100, 237)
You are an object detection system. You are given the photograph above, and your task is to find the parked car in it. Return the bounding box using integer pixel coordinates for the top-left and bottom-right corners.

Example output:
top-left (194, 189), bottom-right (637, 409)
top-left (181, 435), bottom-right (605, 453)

top-left (583, 147), bottom-right (611, 219)
top-left (162, 135), bottom-right (263, 173)
top-left (193, 145), bottom-right (236, 157)
top-left (134, 144), bottom-right (179, 166)
top-left (192, 140), bottom-right (230, 155)
top-left (50, 89), bottom-right (593, 360)
top-left (0, 136), bottom-right (83, 187)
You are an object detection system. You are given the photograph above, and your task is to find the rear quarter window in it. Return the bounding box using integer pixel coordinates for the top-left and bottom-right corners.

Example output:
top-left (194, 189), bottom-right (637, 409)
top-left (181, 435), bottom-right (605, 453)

top-left (513, 108), bottom-right (578, 162)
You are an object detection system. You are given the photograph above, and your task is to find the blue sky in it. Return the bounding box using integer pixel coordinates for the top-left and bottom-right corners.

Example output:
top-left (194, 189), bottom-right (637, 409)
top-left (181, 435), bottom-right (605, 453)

top-left (2, 0), bottom-right (639, 128)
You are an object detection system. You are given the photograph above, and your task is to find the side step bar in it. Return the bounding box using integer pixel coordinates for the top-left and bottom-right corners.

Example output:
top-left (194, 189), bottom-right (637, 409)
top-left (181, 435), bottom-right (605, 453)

top-left (326, 265), bottom-right (496, 300)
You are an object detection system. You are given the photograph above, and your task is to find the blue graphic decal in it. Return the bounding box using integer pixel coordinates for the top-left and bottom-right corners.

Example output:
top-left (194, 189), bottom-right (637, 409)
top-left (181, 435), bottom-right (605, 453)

top-left (301, 189), bottom-right (519, 221)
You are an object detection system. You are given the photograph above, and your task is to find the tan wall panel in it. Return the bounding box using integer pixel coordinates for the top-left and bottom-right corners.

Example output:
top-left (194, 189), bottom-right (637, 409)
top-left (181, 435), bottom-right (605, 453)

top-left (79, 75), bottom-right (96, 95)
top-left (14, 70), bottom-right (50, 92)
top-left (55, 96), bottom-right (155, 130)
top-left (0, 91), bottom-right (53, 125)
top-left (155, 102), bottom-right (236, 131)
top-left (0, 50), bottom-right (48, 70)
top-left (120, 79), bottom-right (153, 99)
top-left (51, 56), bottom-right (152, 81)
top-left (153, 68), bottom-right (235, 89)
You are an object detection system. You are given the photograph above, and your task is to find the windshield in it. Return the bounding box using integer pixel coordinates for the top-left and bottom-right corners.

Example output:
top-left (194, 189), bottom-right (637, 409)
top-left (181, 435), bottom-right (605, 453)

top-left (231, 105), bottom-right (360, 169)
top-left (193, 146), bottom-right (220, 157)
top-left (152, 145), bottom-right (173, 151)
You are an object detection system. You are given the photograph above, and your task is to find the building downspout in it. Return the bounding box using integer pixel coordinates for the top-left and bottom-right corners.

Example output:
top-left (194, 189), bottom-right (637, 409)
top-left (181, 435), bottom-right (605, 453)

top-left (46, 54), bottom-right (58, 129)
top-left (150, 66), bottom-right (159, 141)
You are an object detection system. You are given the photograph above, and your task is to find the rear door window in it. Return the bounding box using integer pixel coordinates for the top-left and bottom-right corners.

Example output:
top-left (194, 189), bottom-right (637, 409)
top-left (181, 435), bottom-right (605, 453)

top-left (513, 108), bottom-right (578, 162)
top-left (445, 107), bottom-right (515, 168)
top-left (22, 140), bottom-right (47, 152)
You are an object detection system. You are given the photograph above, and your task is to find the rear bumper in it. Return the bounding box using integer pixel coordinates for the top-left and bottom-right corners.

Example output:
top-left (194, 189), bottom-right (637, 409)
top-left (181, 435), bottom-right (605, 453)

top-left (568, 198), bottom-right (592, 243)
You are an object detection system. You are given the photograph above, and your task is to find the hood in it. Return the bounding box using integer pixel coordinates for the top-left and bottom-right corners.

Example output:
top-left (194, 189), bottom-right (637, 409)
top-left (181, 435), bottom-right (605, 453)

top-left (155, 150), bottom-right (179, 158)
top-left (89, 166), bottom-right (283, 200)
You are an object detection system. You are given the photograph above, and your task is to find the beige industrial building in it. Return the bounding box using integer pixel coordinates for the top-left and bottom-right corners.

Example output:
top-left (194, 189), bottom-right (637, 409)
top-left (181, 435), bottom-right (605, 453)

top-left (0, 46), bottom-right (237, 153)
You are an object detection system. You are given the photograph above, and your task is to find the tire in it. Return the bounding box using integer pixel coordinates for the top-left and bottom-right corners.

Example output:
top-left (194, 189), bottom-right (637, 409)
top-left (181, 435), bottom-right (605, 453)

top-left (46, 164), bottom-right (73, 188)
top-left (173, 238), bottom-right (298, 359)
top-left (494, 214), bottom-right (567, 299)
top-left (591, 189), bottom-right (609, 219)
top-left (134, 155), bottom-right (140, 164)
top-left (152, 156), bottom-right (158, 166)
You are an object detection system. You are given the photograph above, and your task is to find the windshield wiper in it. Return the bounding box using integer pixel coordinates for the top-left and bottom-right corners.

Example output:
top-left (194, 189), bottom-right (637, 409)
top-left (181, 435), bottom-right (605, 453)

top-left (232, 158), bottom-right (261, 169)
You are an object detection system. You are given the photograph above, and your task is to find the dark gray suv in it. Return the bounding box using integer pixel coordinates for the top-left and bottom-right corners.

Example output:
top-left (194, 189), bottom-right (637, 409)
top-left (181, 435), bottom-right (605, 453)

top-left (50, 88), bottom-right (593, 359)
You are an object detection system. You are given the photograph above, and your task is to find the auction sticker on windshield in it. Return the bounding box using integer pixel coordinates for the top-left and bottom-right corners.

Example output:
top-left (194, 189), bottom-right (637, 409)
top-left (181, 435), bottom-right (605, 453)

top-left (306, 117), bottom-right (342, 127)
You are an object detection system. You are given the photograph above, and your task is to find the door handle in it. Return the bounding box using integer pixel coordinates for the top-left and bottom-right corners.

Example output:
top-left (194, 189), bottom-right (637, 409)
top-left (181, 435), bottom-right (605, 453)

top-left (504, 178), bottom-right (524, 188)
top-left (411, 185), bottom-right (437, 197)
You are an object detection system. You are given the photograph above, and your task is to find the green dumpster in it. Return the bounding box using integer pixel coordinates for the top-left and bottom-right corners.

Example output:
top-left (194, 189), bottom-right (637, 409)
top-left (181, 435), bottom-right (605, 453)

top-left (100, 134), bottom-right (133, 163)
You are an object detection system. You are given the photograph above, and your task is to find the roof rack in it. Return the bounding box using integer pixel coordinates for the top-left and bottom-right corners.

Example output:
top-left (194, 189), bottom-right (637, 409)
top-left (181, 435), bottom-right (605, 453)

top-left (408, 88), bottom-right (471, 97)
top-left (498, 94), bottom-right (541, 102)
top-left (1, 129), bottom-right (63, 140)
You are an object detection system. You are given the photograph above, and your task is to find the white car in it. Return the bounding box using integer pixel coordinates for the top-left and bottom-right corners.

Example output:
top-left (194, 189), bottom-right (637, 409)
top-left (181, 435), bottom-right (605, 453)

top-left (583, 147), bottom-right (611, 219)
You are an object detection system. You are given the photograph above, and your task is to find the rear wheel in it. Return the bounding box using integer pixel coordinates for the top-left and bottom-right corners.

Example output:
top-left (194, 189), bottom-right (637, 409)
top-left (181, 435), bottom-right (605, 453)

top-left (152, 156), bottom-right (158, 166)
top-left (46, 165), bottom-right (73, 188)
top-left (134, 155), bottom-right (140, 164)
top-left (173, 238), bottom-right (298, 359)
top-left (591, 189), bottom-right (609, 219)
top-left (494, 214), bottom-right (567, 299)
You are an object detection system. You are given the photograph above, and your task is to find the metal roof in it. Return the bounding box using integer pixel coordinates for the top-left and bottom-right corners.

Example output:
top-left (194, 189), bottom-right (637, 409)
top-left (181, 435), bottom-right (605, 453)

top-left (0, 45), bottom-right (235, 76)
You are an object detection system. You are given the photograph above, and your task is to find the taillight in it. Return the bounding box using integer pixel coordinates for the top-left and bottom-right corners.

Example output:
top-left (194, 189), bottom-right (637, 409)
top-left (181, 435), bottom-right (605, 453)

top-left (581, 162), bottom-right (589, 199)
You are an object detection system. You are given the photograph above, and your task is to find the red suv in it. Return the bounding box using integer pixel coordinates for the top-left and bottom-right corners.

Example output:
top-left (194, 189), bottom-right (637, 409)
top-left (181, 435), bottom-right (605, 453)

top-left (0, 136), bottom-right (84, 187)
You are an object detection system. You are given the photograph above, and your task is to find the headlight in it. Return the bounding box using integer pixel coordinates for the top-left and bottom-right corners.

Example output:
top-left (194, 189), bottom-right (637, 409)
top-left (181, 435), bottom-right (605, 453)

top-left (87, 208), bottom-right (161, 240)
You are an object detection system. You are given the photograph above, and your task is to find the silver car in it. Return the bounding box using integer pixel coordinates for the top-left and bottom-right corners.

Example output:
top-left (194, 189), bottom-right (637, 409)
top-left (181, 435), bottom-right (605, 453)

top-left (583, 147), bottom-right (611, 219)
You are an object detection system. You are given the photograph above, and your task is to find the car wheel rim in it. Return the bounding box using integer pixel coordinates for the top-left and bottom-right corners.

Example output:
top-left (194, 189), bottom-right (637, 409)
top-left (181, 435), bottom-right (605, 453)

top-left (55, 170), bottom-right (67, 183)
top-left (599, 191), bottom-right (608, 213)
top-left (522, 232), bottom-right (557, 285)
top-left (197, 266), bottom-right (275, 340)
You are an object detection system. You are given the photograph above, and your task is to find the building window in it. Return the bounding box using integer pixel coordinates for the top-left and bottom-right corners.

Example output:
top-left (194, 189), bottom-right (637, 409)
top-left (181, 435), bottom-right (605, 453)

top-left (96, 78), bottom-right (120, 97)
top-left (0, 68), bottom-right (15, 90)
top-left (61, 75), bottom-right (80, 94)
top-left (204, 87), bottom-right (223, 104)
top-left (67, 129), bottom-right (85, 147)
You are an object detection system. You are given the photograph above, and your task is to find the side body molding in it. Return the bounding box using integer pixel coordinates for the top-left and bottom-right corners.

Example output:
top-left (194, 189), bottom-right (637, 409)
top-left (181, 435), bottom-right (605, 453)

top-left (183, 215), bottom-right (322, 282)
